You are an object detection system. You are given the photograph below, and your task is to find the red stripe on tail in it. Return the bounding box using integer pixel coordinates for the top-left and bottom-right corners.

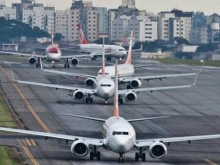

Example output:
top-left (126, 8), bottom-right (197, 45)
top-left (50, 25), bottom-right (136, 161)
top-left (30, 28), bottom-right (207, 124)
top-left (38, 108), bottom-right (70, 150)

top-left (125, 30), bottom-right (133, 64)
top-left (77, 23), bottom-right (89, 44)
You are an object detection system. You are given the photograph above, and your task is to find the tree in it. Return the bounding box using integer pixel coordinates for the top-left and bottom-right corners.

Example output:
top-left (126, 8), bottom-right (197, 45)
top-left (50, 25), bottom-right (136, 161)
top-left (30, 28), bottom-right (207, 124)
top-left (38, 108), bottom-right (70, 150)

top-left (54, 33), bottom-right (64, 41)
top-left (196, 43), bottom-right (218, 52)
top-left (174, 37), bottom-right (190, 45)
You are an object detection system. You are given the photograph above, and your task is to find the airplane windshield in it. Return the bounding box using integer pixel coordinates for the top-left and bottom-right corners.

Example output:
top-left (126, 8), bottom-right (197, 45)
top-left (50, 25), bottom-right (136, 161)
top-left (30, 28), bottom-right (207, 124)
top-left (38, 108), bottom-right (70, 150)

top-left (112, 131), bottom-right (129, 135)
top-left (99, 73), bottom-right (109, 75)
top-left (119, 49), bottom-right (125, 51)
top-left (101, 84), bottom-right (111, 87)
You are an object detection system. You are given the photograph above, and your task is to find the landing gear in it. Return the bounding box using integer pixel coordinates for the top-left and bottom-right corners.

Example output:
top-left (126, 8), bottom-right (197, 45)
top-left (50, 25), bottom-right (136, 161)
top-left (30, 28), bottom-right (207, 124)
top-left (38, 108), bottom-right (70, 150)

top-left (91, 56), bottom-right (97, 61)
top-left (90, 146), bottom-right (100, 160)
top-left (52, 61), bottom-right (56, 68)
top-left (127, 85), bottom-right (131, 89)
top-left (135, 147), bottom-right (146, 162)
top-left (104, 99), bottom-right (108, 104)
top-left (106, 57), bottom-right (111, 61)
top-left (119, 96), bottom-right (123, 105)
top-left (86, 94), bottom-right (93, 104)
top-left (64, 59), bottom-right (70, 68)
top-left (118, 154), bottom-right (124, 163)
top-left (36, 58), bottom-right (40, 68)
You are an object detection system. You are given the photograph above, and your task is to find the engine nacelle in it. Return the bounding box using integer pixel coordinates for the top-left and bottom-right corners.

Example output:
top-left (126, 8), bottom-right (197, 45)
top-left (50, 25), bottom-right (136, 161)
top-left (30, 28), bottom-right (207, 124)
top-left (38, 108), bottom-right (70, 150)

top-left (71, 140), bottom-right (89, 157)
top-left (71, 58), bottom-right (79, 66)
top-left (149, 142), bottom-right (167, 159)
top-left (125, 92), bottom-right (137, 102)
top-left (28, 57), bottom-right (36, 65)
top-left (73, 90), bottom-right (85, 100)
top-left (85, 78), bottom-right (97, 87)
top-left (130, 78), bottom-right (142, 88)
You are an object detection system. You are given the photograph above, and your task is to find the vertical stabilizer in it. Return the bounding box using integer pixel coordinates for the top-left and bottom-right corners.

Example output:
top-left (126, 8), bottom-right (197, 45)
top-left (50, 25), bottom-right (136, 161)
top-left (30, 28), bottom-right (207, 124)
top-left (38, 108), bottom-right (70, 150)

top-left (77, 22), bottom-right (89, 44)
top-left (113, 60), bottom-right (119, 117)
top-left (101, 37), bottom-right (105, 76)
top-left (125, 30), bottom-right (133, 64)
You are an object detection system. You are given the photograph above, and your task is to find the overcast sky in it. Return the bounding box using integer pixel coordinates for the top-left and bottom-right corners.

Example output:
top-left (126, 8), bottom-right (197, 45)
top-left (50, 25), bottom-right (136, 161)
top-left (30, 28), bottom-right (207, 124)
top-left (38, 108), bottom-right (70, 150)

top-left (4, 0), bottom-right (220, 15)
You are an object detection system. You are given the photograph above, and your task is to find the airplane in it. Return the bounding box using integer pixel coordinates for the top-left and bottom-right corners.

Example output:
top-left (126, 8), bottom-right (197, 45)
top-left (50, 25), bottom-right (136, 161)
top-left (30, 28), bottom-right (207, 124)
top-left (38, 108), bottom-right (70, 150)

top-left (42, 30), bottom-right (200, 90)
top-left (66, 22), bottom-right (128, 61)
top-left (2, 60), bottom-right (220, 163)
top-left (0, 35), bottom-right (95, 68)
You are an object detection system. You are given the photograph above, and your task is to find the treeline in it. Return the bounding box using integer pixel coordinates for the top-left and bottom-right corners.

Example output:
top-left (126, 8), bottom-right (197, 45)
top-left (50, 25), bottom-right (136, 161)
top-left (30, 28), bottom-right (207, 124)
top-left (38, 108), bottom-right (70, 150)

top-left (0, 17), bottom-right (50, 42)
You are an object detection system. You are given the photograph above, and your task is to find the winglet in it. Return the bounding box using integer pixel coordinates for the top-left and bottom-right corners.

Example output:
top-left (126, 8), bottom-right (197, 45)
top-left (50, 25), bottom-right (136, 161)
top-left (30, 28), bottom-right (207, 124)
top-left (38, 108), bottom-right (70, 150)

top-left (77, 22), bottom-right (89, 44)
top-left (125, 30), bottom-right (133, 64)
top-left (101, 37), bottom-right (105, 76)
top-left (113, 60), bottom-right (119, 117)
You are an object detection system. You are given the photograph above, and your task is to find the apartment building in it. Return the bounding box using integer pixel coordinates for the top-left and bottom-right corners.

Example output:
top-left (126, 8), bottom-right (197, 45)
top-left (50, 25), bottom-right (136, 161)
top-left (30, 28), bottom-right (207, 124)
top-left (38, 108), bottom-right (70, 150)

top-left (0, 5), bottom-right (16, 20)
top-left (55, 10), bottom-right (69, 41)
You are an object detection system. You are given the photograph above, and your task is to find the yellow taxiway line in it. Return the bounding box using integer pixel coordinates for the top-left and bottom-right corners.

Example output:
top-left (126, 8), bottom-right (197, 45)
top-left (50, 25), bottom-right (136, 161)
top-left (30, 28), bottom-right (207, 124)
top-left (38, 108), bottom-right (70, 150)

top-left (204, 159), bottom-right (218, 165)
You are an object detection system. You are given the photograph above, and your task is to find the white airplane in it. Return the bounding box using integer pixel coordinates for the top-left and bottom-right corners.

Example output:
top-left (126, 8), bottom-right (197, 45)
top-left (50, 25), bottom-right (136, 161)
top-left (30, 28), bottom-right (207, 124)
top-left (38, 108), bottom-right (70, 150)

top-left (0, 37), bottom-right (95, 68)
top-left (72, 22), bottom-right (128, 61)
top-left (2, 61), bottom-right (220, 163)
top-left (42, 30), bottom-right (199, 91)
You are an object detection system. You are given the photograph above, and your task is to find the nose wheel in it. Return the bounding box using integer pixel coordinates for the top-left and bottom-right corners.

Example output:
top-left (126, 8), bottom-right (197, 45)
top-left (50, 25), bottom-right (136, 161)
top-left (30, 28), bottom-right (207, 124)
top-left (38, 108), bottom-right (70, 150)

top-left (118, 154), bottom-right (124, 163)
top-left (104, 99), bottom-right (108, 104)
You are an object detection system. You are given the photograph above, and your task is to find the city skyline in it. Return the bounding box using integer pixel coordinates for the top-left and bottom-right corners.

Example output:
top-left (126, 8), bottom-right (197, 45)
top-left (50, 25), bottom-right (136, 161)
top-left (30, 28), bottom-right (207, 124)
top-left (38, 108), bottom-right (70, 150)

top-left (3, 0), bottom-right (220, 15)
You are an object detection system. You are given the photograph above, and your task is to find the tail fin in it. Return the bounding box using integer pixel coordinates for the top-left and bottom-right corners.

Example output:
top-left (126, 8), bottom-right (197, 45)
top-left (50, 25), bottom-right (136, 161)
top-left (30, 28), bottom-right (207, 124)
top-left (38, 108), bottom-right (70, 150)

top-left (125, 30), bottom-right (133, 64)
top-left (113, 60), bottom-right (119, 117)
top-left (101, 37), bottom-right (105, 76)
top-left (77, 22), bottom-right (89, 44)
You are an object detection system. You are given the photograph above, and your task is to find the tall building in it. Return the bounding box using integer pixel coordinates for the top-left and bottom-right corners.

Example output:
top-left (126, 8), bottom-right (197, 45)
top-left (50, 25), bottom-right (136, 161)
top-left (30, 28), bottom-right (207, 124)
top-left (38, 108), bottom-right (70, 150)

top-left (159, 9), bottom-right (193, 41)
top-left (55, 10), bottom-right (69, 41)
top-left (0, 5), bottom-right (16, 20)
top-left (192, 12), bottom-right (206, 29)
top-left (189, 27), bottom-right (208, 44)
top-left (95, 7), bottom-right (108, 34)
top-left (22, 6), bottom-right (55, 34)
top-left (68, 0), bottom-right (98, 42)
top-left (108, 0), bottom-right (146, 41)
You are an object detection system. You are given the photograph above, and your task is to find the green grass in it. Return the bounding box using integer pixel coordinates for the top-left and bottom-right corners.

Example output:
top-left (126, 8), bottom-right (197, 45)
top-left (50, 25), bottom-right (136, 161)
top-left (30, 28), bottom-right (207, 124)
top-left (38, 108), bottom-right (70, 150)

top-left (0, 90), bottom-right (18, 164)
top-left (0, 54), bottom-right (27, 61)
top-left (153, 58), bottom-right (220, 67)
top-left (0, 146), bottom-right (17, 165)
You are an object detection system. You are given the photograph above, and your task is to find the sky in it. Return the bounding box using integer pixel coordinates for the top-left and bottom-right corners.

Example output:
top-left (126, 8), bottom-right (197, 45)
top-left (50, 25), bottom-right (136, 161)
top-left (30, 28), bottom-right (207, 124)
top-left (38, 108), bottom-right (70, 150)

top-left (4, 0), bottom-right (220, 15)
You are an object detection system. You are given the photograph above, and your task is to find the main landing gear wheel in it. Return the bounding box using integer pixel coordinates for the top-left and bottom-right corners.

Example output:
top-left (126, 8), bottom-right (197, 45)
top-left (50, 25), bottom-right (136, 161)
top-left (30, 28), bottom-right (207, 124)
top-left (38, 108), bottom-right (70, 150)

top-left (127, 85), bottom-right (132, 89)
top-left (86, 97), bottom-right (93, 104)
top-left (135, 148), bottom-right (146, 162)
top-left (106, 57), bottom-right (111, 61)
top-left (64, 64), bottom-right (70, 68)
top-left (90, 146), bottom-right (100, 160)
top-left (36, 63), bottom-right (40, 68)
top-left (119, 98), bottom-right (123, 104)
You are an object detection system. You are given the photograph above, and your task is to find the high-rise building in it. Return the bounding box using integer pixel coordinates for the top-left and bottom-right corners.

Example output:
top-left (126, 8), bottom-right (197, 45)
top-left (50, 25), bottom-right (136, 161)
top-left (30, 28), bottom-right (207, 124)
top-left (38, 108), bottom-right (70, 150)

top-left (55, 10), bottom-right (69, 41)
top-left (0, 5), bottom-right (16, 20)
top-left (95, 7), bottom-right (108, 34)
top-left (68, 0), bottom-right (98, 42)
top-left (22, 6), bottom-right (55, 34)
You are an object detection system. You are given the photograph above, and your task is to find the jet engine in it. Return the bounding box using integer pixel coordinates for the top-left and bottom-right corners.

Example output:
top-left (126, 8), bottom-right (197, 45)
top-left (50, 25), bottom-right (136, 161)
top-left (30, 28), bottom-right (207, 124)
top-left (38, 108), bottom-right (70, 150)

top-left (71, 140), bottom-right (89, 157)
top-left (129, 78), bottom-right (142, 88)
top-left (149, 142), bottom-right (167, 159)
top-left (85, 78), bottom-right (97, 87)
top-left (28, 57), bottom-right (36, 65)
top-left (71, 58), bottom-right (79, 66)
top-left (73, 90), bottom-right (85, 100)
top-left (125, 92), bottom-right (137, 102)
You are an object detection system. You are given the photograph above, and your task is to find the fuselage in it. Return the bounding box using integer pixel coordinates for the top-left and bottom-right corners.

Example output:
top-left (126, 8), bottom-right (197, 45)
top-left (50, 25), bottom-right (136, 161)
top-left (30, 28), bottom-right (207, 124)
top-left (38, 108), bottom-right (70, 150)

top-left (95, 76), bottom-right (115, 99)
top-left (102, 116), bottom-right (136, 154)
top-left (79, 44), bottom-right (127, 59)
top-left (98, 64), bottom-right (135, 78)
top-left (45, 45), bottom-right (62, 62)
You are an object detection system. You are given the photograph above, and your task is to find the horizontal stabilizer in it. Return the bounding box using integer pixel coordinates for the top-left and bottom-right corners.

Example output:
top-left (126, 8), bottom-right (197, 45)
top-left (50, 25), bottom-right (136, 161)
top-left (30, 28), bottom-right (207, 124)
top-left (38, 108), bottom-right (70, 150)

top-left (60, 113), bottom-right (106, 122)
top-left (127, 116), bottom-right (170, 122)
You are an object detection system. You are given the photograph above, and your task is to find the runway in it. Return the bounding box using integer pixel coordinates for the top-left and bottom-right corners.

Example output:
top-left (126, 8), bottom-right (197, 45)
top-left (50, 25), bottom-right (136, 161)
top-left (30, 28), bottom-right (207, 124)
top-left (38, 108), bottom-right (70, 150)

top-left (0, 55), bottom-right (220, 165)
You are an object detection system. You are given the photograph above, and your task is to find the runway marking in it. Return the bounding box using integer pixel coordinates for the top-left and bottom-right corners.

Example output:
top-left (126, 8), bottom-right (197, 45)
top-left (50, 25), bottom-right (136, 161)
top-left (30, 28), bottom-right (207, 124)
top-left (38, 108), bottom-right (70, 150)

top-left (25, 138), bottom-right (32, 146)
top-left (204, 159), bottom-right (218, 165)
top-left (31, 139), bottom-right (37, 146)
top-left (17, 139), bottom-right (37, 147)
top-left (0, 67), bottom-right (51, 133)
top-left (22, 146), bottom-right (40, 165)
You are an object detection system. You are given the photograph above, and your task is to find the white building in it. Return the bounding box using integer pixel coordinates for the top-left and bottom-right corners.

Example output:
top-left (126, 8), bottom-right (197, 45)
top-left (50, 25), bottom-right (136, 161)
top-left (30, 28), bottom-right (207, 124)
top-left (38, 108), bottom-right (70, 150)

top-left (0, 5), bottom-right (16, 20)
top-left (111, 15), bottom-right (131, 41)
top-left (22, 6), bottom-right (55, 34)
top-left (55, 10), bottom-right (69, 41)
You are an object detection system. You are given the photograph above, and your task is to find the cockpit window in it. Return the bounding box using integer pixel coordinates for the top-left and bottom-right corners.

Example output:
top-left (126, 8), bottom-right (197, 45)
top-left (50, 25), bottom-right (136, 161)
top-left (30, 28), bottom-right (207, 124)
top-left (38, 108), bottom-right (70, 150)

top-left (101, 84), bottom-right (111, 87)
top-left (99, 73), bottom-right (109, 75)
top-left (119, 49), bottom-right (125, 51)
top-left (112, 131), bottom-right (129, 135)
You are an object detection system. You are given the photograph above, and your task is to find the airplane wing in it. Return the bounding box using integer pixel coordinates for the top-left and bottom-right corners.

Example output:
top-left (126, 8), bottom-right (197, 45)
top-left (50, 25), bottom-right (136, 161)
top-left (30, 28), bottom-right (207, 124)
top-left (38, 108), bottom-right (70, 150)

top-left (11, 71), bottom-right (95, 94)
top-left (42, 69), bottom-right (97, 79)
top-left (61, 52), bottom-right (113, 59)
top-left (135, 134), bottom-right (220, 147)
top-left (118, 73), bottom-right (198, 95)
top-left (0, 127), bottom-right (103, 146)
top-left (120, 73), bottom-right (197, 83)
top-left (0, 51), bottom-right (45, 58)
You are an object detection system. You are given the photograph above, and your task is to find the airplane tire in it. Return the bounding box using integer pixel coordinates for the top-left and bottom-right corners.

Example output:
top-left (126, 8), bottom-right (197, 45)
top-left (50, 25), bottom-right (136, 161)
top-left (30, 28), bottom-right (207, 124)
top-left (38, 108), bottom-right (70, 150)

top-left (135, 153), bottom-right (139, 161)
top-left (90, 98), bottom-right (93, 104)
top-left (67, 64), bottom-right (70, 68)
top-left (36, 64), bottom-right (39, 68)
top-left (90, 152), bottom-right (94, 160)
top-left (86, 98), bottom-right (89, 104)
top-left (97, 152), bottom-right (100, 160)
top-left (141, 153), bottom-right (146, 162)
top-left (64, 64), bottom-right (66, 68)
top-left (119, 99), bottom-right (123, 105)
